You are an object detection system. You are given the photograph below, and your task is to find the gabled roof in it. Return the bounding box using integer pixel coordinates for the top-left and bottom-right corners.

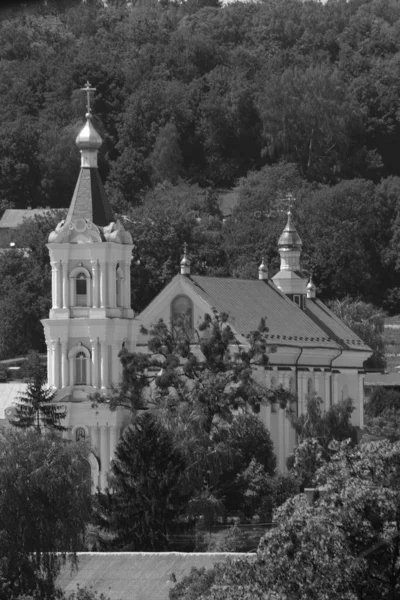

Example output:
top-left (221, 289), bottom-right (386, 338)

top-left (58, 552), bottom-right (253, 600)
top-left (0, 209), bottom-right (54, 229)
top-left (66, 168), bottom-right (114, 227)
top-left (181, 275), bottom-right (370, 352)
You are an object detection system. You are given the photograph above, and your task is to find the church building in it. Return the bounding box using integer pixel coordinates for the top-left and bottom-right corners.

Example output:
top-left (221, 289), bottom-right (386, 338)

top-left (137, 217), bottom-right (372, 471)
top-left (41, 86), bottom-right (372, 486)
top-left (41, 85), bottom-right (139, 490)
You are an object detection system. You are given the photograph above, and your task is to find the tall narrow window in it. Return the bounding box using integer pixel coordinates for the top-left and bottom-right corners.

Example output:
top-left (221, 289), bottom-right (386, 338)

top-left (76, 273), bottom-right (87, 306)
top-left (76, 351), bottom-right (87, 384)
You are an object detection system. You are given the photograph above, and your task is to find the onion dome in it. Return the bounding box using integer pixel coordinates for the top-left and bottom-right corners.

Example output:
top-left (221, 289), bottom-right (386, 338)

top-left (278, 210), bottom-right (302, 249)
top-left (306, 277), bottom-right (316, 299)
top-left (180, 245), bottom-right (191, 275)
top-left (75, 113), bottom-right (102, 150)
top-left (258, 257), bottom-right (268, 281)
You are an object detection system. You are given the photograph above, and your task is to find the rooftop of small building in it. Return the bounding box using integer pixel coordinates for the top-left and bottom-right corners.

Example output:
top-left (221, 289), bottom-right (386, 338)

top-left (364, 372), bottom-right (400, 387)
top-left (0, 381), bottom-right (27, 420)
top-left (58, 551), bottom-right (254, 600)
top-left (0, 208), bottom-right (55, 229)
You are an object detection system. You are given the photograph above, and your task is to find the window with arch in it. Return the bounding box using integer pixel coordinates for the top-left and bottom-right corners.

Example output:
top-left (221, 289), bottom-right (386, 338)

top-left (69, 266), bottom-right (92, 307)
top-left (76, 351), bottom-right (87, 384)
top-left (116, 265), bottom-right (124, 308)
top-left (171, 295), bottom-right (193, 335)
top-left (76, 273), bottom-right (87, 306)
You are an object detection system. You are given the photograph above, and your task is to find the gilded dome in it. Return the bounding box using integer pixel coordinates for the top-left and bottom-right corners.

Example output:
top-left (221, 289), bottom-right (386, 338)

top-left (278, 210), bottom-right (302, 249)
top-left (75, 115), bottom-right (102, 150)
top-left (307, 278), bottom-right (316, 292)
top-left (258, 257), bottom-right (268, 273)
top-left (180, 254), bottom-right (191, 267)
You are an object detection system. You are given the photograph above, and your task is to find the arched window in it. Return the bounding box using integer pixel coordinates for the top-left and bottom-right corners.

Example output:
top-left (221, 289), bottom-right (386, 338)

top-left (171, 295), bottom-right (193, 335)
top-left (116, 265), bottom-right (124, 308)
top-left (69, 266), bottom-right (92, 308)
top-left (76, 273), bottom-right (87, 306)
top-left (76, 351), bottom-right (87, 384)
top-left (68, 344), bottom-right (91, 386)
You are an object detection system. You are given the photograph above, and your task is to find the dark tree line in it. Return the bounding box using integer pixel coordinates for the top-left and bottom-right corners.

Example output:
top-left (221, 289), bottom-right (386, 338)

top-left (2, 0), bottom-right (400, 358)
top-left (0, 0), bottom-right (400, 210)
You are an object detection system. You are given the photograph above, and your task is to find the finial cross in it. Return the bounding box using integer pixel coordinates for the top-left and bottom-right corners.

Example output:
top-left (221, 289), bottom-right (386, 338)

top-left (183, 242), bottom-right (188, 255)
top-left (80, 81), bottom-right (96, 115)
top-left (286, 192), bottom-right (295, 212)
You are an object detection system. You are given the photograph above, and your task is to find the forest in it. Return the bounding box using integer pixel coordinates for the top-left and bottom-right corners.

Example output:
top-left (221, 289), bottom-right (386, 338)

top-left (1, 0), bottom-right (400, 357)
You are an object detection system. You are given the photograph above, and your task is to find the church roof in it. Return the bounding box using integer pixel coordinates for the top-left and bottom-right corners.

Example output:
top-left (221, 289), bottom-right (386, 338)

top-left (183, 276), bottom-right (370, 352)
top-left (66, 167), bottom-right (114, 228)
top-left (58, 552), bottom-right (252, 600)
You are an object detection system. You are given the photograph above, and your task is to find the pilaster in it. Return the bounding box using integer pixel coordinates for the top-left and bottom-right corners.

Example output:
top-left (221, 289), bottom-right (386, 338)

top-left (91, 339), bottom-right (99, 388)
top-left (100, 425), bottom-right (109, 490)
top-left (62, 260), bottom-right (69, 309)
top-left (91, 259), bottom-right (99, 309)
top-left (61, 341), bottom-right (68, 387)
top-left (100, 340), bottom-right (108, 389)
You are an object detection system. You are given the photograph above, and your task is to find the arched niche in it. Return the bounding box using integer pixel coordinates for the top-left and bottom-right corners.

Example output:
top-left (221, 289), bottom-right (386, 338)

top-left (68, 344), bottom-right (91, 386)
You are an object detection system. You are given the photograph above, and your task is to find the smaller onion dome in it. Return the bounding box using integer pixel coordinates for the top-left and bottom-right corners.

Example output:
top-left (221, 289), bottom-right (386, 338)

top-left (306, 277), bottom-right (316, 299)
top-left (258, 256), bottom-right (268, 280)
top-left (75, 114), bottom-right (103, 150)
top-left (180, 244), bottom-right (191, 275)
top-left (278, 210), bottom-right (302, 249)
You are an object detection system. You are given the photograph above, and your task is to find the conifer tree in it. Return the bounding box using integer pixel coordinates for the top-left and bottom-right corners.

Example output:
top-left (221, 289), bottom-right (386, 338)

top-left (95, 412), bottom-right (188, 551)
top-left (10, 352), bottom-right (67, 432)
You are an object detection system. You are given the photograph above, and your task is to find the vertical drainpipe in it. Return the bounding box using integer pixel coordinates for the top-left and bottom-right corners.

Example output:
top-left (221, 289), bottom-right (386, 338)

top-left (329, 348), bottom-right (343, 407)
top-left (294, 346), bottom-right (304, 418)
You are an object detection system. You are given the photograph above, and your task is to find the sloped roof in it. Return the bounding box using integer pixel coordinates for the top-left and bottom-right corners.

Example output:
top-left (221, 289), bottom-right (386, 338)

top-left (305, 299), bottom-right (370, 351)
top-left (364, 373), bottom-right (400, 387)
top-left (0, 209), bottom-right (53, 229)
top-left (66, 168), bottom-right (114, 227)
top-left (58, 552), bottom-right (253, 600)
top-left (0, 382), bottom-right (27, 420)
top-left (184, 276), bottom-right (370, 352)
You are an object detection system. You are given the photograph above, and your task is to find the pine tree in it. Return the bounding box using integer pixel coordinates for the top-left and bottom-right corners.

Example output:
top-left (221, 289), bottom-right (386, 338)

top-left (11, 352), bottom-right (66, 432)
top-left (95, 412), bottom-right (188, 550)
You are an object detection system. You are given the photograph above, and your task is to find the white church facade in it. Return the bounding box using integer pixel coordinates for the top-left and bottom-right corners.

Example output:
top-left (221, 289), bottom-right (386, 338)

top-left (41, 87), bottom-right (139, 490)
top-left (37, 86), bottom-right (372, 487)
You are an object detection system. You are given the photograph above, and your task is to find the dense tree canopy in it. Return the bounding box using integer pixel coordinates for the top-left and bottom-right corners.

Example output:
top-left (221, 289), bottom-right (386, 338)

top-left (1, 0), bottom-right (400, 356)
top-left (171, 439), bottom-right (400, 600)
top-left (0, 428), bottom-right (92, 599)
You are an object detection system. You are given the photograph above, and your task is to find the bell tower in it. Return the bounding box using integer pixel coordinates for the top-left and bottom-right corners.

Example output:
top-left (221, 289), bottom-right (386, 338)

top-left (42, 82), bottom-right (138, 489)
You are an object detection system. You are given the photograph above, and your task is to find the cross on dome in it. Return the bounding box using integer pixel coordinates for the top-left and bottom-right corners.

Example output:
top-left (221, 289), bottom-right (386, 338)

top-left (286, 192), bottom-right (295, 214)
top-left (80, 81), bottom-right (96, 117)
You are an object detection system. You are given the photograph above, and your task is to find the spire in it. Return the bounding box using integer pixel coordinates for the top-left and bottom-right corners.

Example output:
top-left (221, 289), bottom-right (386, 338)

top-left (180, 243), bottom-right (191, 275)
top-left (64, 81), bottom-right (114, 228)
top-left (258, 256), bottom-right (268, 281)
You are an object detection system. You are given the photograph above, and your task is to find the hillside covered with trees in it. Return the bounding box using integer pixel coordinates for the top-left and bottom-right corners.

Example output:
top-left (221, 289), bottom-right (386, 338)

top-left (1, 0), bottom-right (400, 357)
